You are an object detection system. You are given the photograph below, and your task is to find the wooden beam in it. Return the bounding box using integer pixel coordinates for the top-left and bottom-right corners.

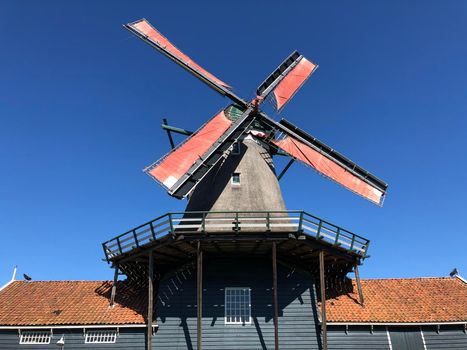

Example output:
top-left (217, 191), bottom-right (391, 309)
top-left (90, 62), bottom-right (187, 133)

top-left (164, 244), bottom-right (193, 258)
top-left (251, 241), bottom-right (263, 254)
top-left (177, 241), bottom-right (198, 254)
top-left (282, 243), bottom-right (300, 255)
top-left (272, 242), bottom-right (279, 350)
top-left (319, 250), bottom-right (327, 350)
top-left (152, 250), bottom-right (183, 261)
top-left (162, 118), bottom-right (176, 149)
top-left (297, 250), bottom-right (315, 259)
top-left (212, 242), bottom-right (224, 254)
top-left (276, 240), bottom-right (289, 248)
top-left (301, 239), bottom-right (358, 263)
top-left (197, 241), bottom-right (203, 350)
top-left (183, 233), bottom-right (291, 242)
top-left (277, 158), bottom-right (295, 181)
top-left (110, 265), bottom-right (119, 307)
top-left (147, 252), bottom-right (154, 350)
top-left (115, 236), bottom-right (176, 264)
top-left (354, 263), bottom-right (364, 307)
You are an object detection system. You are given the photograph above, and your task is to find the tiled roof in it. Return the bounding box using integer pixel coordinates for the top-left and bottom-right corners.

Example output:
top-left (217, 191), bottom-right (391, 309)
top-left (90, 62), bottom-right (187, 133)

top-left (0, 277), bottom-right (465, 326)
top-left (325, 277), bottom-right (467, 323)
top-left (0, 281), bottom-right (145, 326)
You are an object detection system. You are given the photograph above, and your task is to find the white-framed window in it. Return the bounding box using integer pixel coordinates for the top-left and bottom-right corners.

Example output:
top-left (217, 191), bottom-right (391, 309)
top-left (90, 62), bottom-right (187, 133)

top-left (231, 173), bottom-right (241, 185)
top-left (19, 330), bottom-right (51, 344)
top-left (85, 329), bottom-right (118, 344)
top-left (225, 287), bottom-right (251, 324)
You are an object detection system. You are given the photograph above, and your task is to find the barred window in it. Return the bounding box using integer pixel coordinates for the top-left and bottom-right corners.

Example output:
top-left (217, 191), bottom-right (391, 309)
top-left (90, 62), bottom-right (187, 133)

top-left (225, 287), bottom-right (251, 324)
top-left (85, 329), bottom-right (117, 344)
top-left (19, 330), bottom-right (51, 344)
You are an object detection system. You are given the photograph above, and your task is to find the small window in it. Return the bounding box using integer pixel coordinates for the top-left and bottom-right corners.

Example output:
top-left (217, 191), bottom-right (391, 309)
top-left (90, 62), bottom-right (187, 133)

top-left (231, 173), bottom-right (241, 185)
top-left (225, 287), bottom-right (251, 324)
top-left (85, 329), bottom-right (117, 344)
top-left (19, 330), bottom-right (51, 344)
top-left (232, 142), bottom-right (241, 155)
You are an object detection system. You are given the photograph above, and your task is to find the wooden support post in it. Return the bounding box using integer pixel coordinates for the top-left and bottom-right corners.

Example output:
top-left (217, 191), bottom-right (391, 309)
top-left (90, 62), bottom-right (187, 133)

top-left (147, 253), bottom-right (154, 350)
top-left (354, 263), bottom-right (364, 307)
top-left (162, 118), bottom-right (176, 149)
top-left (272, 241), bottom-right (279, 350)
top-left (197, 241), bottom-right (203, 350)
top-left (319, 250), bottom-right (327, 350)
top-left (110, 265), bottom-right (119, 307)
top-left (277, 158), bottom-right (295, 181)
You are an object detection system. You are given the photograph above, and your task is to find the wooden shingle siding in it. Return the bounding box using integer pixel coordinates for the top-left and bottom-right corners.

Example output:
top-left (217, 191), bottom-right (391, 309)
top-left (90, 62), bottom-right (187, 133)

top-left (422, 325), bottom-right (467, 349)
top-left (0, 328), bottom-right (146, 349)
top-left (155, 258), bottom-right (321, 349)
top-left (327, 325), bottom-right (390, 349)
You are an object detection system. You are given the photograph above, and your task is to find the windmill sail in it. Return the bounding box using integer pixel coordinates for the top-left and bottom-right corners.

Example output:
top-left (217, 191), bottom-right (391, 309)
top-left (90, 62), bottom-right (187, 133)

top-left (145, 105), bottom-right (256, 198)
top-left (125, 20), bottom-right (388, 205)
top-left (257, 51), bottom-right (317, 112)
top-left (145, 110), bottom-right (233, 191)
top-left (125, 19), bottom-right (233, 96)
top-left (259, 116), bottom-right (387, 206)
top-left (272, 58), bottom-right (317, 111)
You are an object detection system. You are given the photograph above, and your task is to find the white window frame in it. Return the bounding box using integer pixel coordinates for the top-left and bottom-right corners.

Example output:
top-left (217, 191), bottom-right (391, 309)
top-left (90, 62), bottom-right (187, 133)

top-left (224, 287), bottom-right (251, 325)
top-left (84, 329), bottom-right (118, 344)
top-left (19, 330), bottom-right (51, 344)
top-left (231, 173), bottom-right (241, 185)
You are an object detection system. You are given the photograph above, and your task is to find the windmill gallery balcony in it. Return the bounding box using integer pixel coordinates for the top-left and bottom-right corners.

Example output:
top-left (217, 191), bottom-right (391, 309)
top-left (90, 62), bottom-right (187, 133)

top-left (102, 210), bottom-right (369, 264)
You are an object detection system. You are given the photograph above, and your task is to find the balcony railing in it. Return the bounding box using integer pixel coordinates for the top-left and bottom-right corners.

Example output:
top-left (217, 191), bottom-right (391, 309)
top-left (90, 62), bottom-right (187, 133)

top-left (102, 211), bottom-right (370, 262)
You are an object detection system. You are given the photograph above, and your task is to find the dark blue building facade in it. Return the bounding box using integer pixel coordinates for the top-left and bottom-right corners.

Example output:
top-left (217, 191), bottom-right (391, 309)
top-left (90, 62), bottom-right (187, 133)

top-left (0, 259), bottom-right (466, 349)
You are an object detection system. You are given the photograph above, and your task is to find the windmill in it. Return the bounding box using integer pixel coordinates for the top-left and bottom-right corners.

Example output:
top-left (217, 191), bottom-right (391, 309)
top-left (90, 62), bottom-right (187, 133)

top-left (101, 19), bottom-right (390, 350)
top-left (125, 19), bottom-right (388, 209)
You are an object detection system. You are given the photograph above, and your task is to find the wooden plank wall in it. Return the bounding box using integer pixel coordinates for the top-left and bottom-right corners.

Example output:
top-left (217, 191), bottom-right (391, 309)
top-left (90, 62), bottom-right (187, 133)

top-left (327, 325), bottom-right (391, 350)
top-left (154, 257), bottom-right (321, 349)
top-left (422, 325), bottom-right (467, 349)
top-left (0, 328), bottom-right (146, 349)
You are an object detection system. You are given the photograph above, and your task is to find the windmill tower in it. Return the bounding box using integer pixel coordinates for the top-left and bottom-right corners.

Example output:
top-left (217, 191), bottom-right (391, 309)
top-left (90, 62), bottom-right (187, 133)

top-left (102, 19), bottom-right (388, 350)
top-left (185, 132), bottom-right (287, 212)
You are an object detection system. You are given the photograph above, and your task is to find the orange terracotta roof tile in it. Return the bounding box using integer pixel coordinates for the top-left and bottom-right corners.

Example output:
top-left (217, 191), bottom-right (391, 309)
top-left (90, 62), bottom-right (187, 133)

top-left (0, 281), bottom-right (145, 326)
top-left (325, 277), bottom-right (467, 323)
top-left (0, 277), bottom-right (465, 326)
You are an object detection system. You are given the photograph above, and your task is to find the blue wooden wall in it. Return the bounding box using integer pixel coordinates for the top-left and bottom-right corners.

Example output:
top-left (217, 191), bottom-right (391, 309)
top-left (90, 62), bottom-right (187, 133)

top-left (422, 325), bottom-right (467, 349)
top-left (154, 257), bottom-right (321, 349)
top-left (327, 325), bottom-right (390, 349)
top-left (1, 257), bottom-right (466, 350)
top-left (2, 325), bottom-right (466, 349)
top-left (327, 325), bottom-right (467, 350)
top-left (0, 328), bottom-right (146, 349)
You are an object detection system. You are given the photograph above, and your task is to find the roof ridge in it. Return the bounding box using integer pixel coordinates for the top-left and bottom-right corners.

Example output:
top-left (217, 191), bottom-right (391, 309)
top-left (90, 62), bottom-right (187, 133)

top-left (352, 276), bottom-right (456, 282)
top-left (11, 280), bottom-right (112, 283)
top-left (357, 276), bottom-right (453, 281)
top-left (10, 277), bottom-right (459, 283)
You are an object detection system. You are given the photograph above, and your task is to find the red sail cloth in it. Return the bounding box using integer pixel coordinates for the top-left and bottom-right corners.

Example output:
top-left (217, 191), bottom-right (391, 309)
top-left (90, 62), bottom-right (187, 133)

top-left (147, 111), bottom-right (232, 190)
top-left (129, 19), bottom-right (231, 89)
top-left (273, 136), bottom-right (384, 205)
top-left (273, 58), bottom-right (316, 111)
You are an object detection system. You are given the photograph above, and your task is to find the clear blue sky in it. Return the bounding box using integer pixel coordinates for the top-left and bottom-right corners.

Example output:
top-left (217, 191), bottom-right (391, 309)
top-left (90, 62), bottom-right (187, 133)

top-left (1, 1), bottom-right (466, 283)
